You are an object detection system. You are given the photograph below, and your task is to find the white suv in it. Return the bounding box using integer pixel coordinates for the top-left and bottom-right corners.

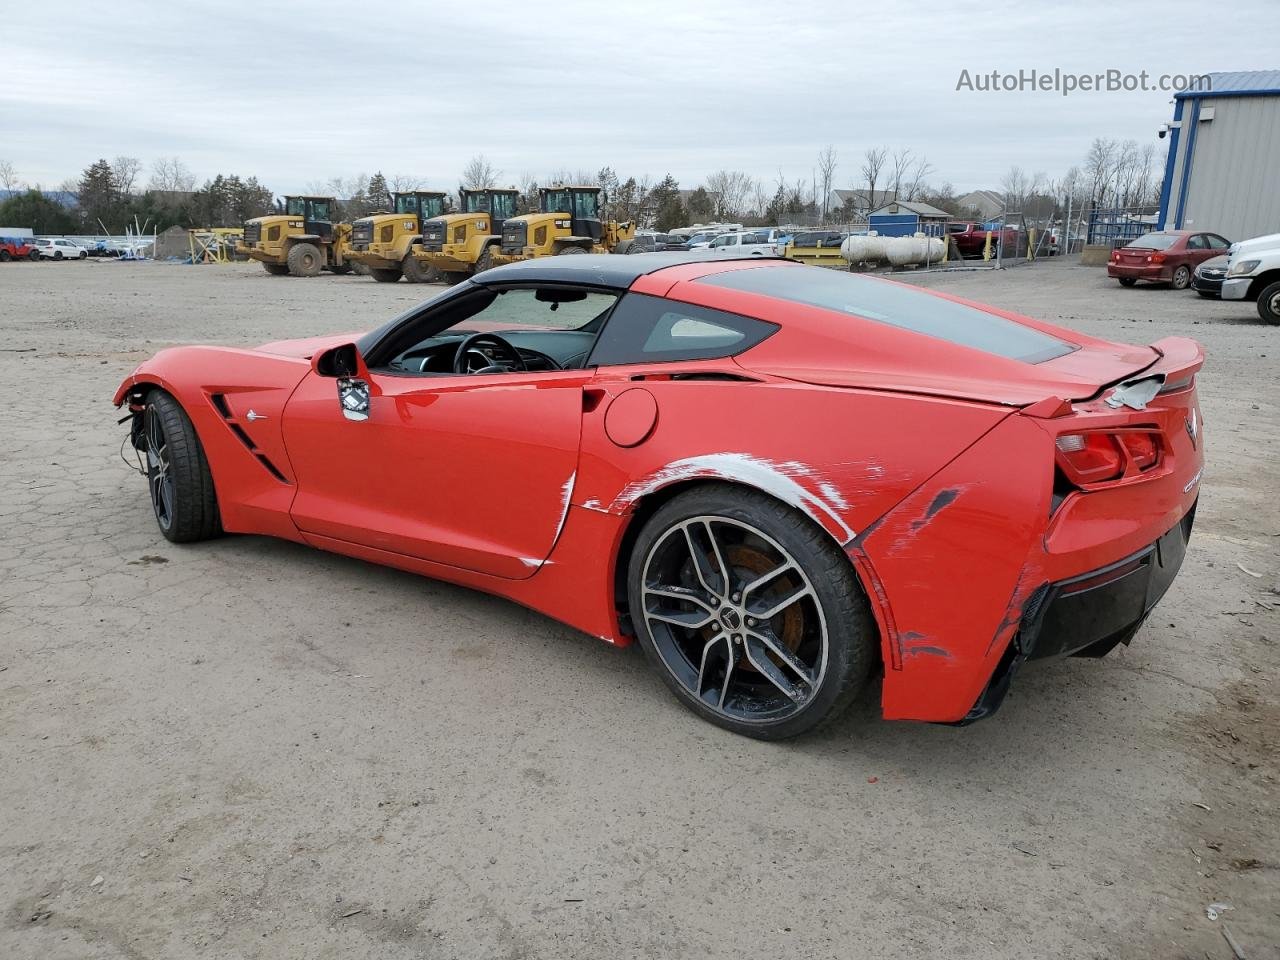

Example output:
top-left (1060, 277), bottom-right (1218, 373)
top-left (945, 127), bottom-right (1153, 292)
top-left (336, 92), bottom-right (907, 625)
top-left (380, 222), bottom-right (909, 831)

top-left (1221, 232), bottom-right (1280, 325)
top-left (705, 231), bottom-right (779, 257)
top-left (34, 238), bottom-right (89, 260)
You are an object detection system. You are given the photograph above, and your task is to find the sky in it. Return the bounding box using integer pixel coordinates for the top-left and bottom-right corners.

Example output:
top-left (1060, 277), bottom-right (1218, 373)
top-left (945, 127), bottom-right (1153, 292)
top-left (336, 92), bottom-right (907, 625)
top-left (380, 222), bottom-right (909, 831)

top-left (1, 1), bottom-right (1276, 199)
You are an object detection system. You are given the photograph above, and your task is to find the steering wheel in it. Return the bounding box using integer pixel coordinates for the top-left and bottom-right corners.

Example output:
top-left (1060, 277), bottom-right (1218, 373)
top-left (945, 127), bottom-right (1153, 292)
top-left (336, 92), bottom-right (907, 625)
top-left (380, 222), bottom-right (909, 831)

top-left (452, 332), bottom-right (528, 375)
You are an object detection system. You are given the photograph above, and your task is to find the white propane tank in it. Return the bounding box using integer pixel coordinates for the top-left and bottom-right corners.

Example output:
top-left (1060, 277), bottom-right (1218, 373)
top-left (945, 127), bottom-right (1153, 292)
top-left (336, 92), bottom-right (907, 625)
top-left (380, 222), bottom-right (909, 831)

top-left (840, 233), bottom-right (887, 264)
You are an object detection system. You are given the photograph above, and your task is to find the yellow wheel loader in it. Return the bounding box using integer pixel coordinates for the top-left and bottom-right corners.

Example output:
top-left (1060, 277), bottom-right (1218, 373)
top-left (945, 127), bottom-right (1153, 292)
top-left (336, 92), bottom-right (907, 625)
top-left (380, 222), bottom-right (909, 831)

top-left (348, 191), bottom-right (448, 283)
top-left (242, 196), bottom-right (353, 277)
top-left (411, 188), bottom-right (519, 280)
top-left (487, 186), bottom-right (635, 267)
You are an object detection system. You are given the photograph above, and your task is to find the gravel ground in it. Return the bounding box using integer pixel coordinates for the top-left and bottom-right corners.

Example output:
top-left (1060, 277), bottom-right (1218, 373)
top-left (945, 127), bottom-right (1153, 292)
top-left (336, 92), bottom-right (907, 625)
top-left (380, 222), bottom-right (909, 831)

top-left (1, 256), bottom-right (1276, 959)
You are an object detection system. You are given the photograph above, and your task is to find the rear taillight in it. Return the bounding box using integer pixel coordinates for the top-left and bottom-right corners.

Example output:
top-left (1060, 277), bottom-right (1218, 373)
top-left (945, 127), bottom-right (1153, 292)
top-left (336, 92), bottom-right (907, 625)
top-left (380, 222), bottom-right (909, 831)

top-left (1055, 430), bottom-right (1162, 486)
top-left (1148, 253), bottom-right (1166, 264)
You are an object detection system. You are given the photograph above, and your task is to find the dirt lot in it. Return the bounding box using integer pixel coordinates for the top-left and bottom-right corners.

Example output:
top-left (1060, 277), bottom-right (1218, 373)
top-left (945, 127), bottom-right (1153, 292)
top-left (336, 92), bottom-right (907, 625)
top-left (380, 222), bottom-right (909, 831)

top-left (1, 256), bottom-right (1276, 959)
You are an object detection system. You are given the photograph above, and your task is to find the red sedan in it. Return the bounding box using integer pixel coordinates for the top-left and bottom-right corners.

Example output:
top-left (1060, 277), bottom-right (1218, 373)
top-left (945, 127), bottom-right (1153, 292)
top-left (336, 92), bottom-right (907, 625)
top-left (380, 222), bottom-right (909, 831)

top-left (1108, 230), bottom-right (1231, 289)
top-left (114, 254), bottom-right (1204, 739)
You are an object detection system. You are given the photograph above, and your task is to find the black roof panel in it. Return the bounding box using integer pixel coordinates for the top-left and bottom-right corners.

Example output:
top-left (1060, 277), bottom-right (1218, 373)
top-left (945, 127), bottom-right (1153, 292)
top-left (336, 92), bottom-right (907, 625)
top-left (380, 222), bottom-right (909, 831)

top-left (470, 251), bottom-right (793, 288)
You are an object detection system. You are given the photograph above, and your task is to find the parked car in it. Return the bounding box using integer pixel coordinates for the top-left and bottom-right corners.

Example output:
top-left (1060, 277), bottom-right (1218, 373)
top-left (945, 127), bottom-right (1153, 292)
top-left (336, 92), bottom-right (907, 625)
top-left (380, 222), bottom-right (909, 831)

top-left (948, 221), bottom-right (1021, 259)
top-left (705, 231), bottom-right (777, 256)
top-left (685, 232), bottom-right (719, 249)
top-left (114, 253), bottom-right (1204, 738)
top-left (0, 237), bottom-right (39, 261)
top-left (1107, 230), bottom-right (1230, 289)
top-left (32, 237), bottom-right (89, 260)
top-left (1191, 255), bottom-right (1229, 299)
top-left (1220, 232), bottom-right (1280, 324)
top-left (624, 233), bottom-right (687, 254)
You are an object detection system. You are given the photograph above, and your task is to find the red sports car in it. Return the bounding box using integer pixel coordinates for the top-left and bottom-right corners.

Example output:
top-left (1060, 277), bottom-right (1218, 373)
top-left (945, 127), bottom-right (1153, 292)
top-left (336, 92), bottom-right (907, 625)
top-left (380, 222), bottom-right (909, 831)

top-left (114, 254), bottom-right (1205, 739)
top-left (1107, 229), bottom-right (1231, 289)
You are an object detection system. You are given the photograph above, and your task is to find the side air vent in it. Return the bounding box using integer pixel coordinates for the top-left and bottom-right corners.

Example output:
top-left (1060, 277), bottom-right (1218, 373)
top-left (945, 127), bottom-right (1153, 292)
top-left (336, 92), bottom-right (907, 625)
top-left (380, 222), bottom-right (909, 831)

top-left (210, 392), bottom-right (233, 418)
top-left (256, 454), bottom-right (288, 483)
top-left (209, 392), bottom-right (290, 484)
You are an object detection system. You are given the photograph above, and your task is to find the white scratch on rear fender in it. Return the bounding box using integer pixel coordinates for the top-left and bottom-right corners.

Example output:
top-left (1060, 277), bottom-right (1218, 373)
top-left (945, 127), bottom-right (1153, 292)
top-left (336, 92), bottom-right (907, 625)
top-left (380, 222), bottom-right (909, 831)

top-left (612, 453), bottom-right (856, 542)
top-left (519, 557), bottom-right (541, 568)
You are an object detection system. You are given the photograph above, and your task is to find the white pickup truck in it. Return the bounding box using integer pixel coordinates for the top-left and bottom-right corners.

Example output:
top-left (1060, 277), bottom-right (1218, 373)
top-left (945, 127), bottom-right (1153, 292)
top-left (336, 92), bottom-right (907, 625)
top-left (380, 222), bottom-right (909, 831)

top-left (1221, 232), bottom-right (1280, 325)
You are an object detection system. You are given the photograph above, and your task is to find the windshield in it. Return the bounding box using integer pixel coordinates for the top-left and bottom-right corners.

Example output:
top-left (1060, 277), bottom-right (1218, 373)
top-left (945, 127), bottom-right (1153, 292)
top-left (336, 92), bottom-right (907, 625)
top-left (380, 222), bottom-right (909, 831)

top-left (286, 197), bottom-right (306, 216)
top-left (491, 192), bottom-right (517, 220)
top-left (394, 195), bottom-right (416, 215)
top-left (542, 189), bottom-right (599, 219)
top-left (698, 266), bottom-right (1077, 364)
top-left (1126, 233), bottom-right (1179, 250)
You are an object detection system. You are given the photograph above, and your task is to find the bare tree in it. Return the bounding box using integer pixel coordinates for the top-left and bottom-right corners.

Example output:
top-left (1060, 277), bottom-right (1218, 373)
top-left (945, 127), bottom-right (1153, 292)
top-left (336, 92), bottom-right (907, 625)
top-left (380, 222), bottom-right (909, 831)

top-left (111, 156), bottom-right (143, 197)
top-left (1083, 137), bottom-right (1118, 206)
top-left (1000, 165), bottom-right (1029, 210)
top-left (148, 156), bottom-right (195, 193)
top-left (861, 146), bottom-right (888, 207)
top-left (750, 180), bottom-right (770, 221)
top-left (0, 158), bottom-right (19, 193)
top-left (387, 173), bottom-right (424, 193)
top-left (815, 145), bottom-right (838, 222)
top-left (704, 170), bottom-right (754, 220)
top-left (887, 148), bottom-right (933, 201)
top-left (461, 155), bottom-right (500, 190)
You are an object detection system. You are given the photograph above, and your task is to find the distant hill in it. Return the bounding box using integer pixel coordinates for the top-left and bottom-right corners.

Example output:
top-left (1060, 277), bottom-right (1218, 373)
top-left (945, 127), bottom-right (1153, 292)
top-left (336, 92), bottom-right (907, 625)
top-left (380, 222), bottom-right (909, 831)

top-left (0, 189), bottom-right (79, 208)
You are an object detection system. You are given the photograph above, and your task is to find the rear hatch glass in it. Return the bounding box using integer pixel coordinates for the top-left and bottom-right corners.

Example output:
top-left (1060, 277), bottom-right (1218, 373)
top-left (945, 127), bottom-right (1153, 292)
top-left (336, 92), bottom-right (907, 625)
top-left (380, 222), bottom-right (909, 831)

top-left (698, 266), bottom-right (1076, 364)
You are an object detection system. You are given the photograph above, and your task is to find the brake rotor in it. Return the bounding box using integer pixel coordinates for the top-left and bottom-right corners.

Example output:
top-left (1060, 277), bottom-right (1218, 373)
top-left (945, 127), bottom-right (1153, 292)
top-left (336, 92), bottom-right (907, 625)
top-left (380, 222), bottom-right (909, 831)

top-left (708, 543), bottom-right (804, 673)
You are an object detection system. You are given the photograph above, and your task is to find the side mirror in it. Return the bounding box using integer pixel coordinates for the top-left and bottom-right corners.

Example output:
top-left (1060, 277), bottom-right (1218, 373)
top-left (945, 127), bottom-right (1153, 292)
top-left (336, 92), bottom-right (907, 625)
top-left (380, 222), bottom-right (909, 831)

top-left (313, 342), bottom-right (367, 378)
top-left (313, 344), bottom-right (370, 421)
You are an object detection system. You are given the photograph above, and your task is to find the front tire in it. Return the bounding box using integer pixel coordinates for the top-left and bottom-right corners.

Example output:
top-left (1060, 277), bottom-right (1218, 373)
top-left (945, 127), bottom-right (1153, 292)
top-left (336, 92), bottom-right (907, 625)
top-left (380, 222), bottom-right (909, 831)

top-left (142, 391), bottom-right (221, 543)
top-left (1257, 281), bottom-right (1280, 326)
top-left (286, 242), bottom-right (323, 277)
top-left (474, 245), bottom-right (494, 273)
top-left (369, 267), bottom-right (401, 283)
top-left (79, 250), bottom-right (87, 259)
top-left (55, 251), bottom-right (64, 260)
top-left (1171, 265), bottom-right (1191, 290)
top-left (628, 485), bottom-right (876, 740)
top-left (556, 245), bottom-right (587, 255)
top-left (401, 253), bottom-right (439, 283)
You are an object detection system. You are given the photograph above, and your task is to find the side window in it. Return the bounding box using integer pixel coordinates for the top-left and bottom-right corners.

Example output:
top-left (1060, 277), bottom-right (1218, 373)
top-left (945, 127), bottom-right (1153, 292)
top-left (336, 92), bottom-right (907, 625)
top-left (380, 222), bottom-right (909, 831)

top-left (1186, 234), bottom-right (1206, 250)
top-left (1206, 234), bottom-right (1230, 250)
top-left (589, 293), bottom-right (778, 366)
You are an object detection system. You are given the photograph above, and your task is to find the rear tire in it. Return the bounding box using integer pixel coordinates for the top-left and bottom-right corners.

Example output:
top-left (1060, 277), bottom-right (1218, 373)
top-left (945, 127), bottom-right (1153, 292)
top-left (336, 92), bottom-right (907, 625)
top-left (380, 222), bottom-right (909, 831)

top-left (1171, 265), bottom-right (1191, 290)
top-left (401, 253), bottom-right (439, 283)
top-left (287, 242), bottom-right (323, 277)
top-left (615, 239), bottom-right (634, 254)
top-left (263, 263), bottom-right (289, 276)
top-left (0, 250), bottom-right (9, 262)
top-left (55, 251), bottom-right (64, 260)
top-left (142, 391), bottom-right (221, 543)
top-left (556, 245), bottom-right (587, 255)
top-left (328, 263), bottom-right (353, 275)
top-left (1118, 277), bottom-right (1137, 287)
top-left (79, 250), bottom-right (87, 259)
top-left (28, 249), bottom-right (39, 261)
top-left (1257, 281), bottom-right (1280, 326)
top-left (628, 484), bottom-right (876, 740)
top-left (369, 267), bottom-right (401, 283)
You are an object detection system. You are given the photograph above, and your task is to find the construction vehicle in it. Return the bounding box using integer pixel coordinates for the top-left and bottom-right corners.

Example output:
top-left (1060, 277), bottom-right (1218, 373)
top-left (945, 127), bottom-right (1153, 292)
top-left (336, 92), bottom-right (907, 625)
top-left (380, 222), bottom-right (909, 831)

top-left (242, 196), bottom-right (353, 277)
top-left (411, 188), bottom-right (519, 280)
top-left (348, 191), bottom-right (448, 283)
top-left (487, 185), bottom-right (635, 267)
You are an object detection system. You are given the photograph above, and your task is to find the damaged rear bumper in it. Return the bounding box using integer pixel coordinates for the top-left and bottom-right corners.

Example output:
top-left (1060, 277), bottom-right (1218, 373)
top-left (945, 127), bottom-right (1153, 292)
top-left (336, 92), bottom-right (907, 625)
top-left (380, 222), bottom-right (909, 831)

top-left (962, 502), bottom-right (1196, 722)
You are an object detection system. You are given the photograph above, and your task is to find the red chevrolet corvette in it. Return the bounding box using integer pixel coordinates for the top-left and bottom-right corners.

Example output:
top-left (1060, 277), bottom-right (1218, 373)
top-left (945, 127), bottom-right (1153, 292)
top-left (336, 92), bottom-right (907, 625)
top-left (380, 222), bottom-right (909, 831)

top-left (115, 254), bottom-right (1205, 738)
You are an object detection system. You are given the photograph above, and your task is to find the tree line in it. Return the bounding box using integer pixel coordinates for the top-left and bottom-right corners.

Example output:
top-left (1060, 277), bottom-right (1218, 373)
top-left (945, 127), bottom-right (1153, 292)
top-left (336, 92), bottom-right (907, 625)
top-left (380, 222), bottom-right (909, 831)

top-left (0, 137), bottom-right (1164, 236)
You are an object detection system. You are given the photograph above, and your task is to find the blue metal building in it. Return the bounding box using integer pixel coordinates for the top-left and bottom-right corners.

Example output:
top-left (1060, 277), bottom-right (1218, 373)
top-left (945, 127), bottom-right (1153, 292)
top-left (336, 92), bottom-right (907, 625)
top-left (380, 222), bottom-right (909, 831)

top-left (1158, 70), bottom-right (1280, 240)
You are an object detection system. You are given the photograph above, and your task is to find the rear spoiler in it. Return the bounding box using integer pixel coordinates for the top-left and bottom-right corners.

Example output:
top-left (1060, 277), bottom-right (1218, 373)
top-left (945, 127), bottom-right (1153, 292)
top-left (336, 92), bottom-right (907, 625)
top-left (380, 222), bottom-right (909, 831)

top-left (1103, 337), bottom-right (1204, 410)
top-left (1022, 336), bottom-right (1204, 418)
